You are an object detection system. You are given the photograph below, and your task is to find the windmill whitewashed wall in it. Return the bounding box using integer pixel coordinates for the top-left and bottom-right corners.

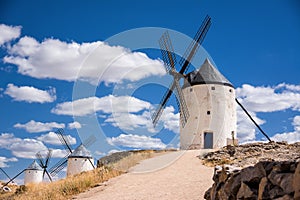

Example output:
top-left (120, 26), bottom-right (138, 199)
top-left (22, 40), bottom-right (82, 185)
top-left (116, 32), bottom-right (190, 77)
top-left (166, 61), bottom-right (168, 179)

top-left (180, 58), bottom-right (237, 149)
top-left (67, 144), bottom-right (94, 176)
top-left (24, 160), bottom-right (43, 185)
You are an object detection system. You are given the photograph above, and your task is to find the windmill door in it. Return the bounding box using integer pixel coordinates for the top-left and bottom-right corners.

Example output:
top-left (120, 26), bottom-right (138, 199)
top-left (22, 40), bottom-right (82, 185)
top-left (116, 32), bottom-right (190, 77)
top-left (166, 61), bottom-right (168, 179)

top-left (204, 132), bottom-right (213, 149)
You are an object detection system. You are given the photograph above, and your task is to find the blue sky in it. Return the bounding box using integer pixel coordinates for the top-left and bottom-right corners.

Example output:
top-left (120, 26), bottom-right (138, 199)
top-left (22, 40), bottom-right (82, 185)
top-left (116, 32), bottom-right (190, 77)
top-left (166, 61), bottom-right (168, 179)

top-left (0, 0), bottom-right (300, 182)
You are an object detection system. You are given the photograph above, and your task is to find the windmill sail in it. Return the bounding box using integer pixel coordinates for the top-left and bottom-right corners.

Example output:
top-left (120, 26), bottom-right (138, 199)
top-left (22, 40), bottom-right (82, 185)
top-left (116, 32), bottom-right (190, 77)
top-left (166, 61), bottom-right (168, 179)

top-left (35, 149), bottom-right (53, 181)
top-left (152, 15), bottom-right (211, 127)
top-left (49, 129), bottom-right (96, 177)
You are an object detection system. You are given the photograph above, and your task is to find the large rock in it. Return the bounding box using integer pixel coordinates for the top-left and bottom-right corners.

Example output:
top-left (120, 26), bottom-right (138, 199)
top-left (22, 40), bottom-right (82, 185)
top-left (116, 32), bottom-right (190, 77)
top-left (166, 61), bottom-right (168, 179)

top-left (237, 182), bottom-right (257, 199)
top-left (241, 162), bottom-right (266, 185)
top-left (294, 162), bottom-right (300, 200)
top-left (204, 161), bottom-right (299, 200)
top-left (224, 173), bottom-right (241, 197)
top-left (258, 177), bottom-right (270, 200)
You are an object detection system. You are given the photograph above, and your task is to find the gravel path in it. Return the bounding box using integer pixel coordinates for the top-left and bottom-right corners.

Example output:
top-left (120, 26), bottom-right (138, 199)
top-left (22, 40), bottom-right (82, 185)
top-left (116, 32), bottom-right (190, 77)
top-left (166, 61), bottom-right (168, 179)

top-left (74, 150), bottom-right (213, 200)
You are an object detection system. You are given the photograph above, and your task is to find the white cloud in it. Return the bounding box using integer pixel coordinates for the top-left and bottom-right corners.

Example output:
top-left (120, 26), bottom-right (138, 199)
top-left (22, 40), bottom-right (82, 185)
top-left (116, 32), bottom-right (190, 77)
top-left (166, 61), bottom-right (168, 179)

top-left (9, 138), bottom-right (47, 159)
top-left (51, 149), bottom-right (69, 158)
top-left (276, 83), bottom-right (300, 92)
top-left (271, 132), bottom-right (300, 143)
top-left (105, 110), bottom-right (154, 132)
top-left (51, 95), bottom-right (151, 116)
top-left (159, 106), bottom-right (180, 133)
top-left (5, 83), bottom-right (56, 103)
top-left (0, 156), bottom-right (18, 168)
top-left (14, 120), bottom-right (65, 133)
top-left (236, 107), bottom-right (265, 143)
top-left (68, 121), bottom-right (82, 129)
top-left (236, 83), bottom-right (300, 143)
top-left (271, 115), bottom-right (300, 143)
top-left (107, 134), bottom-right (166, 149)
top-left (105, 105), bottom-right (179, 134)
top-left (236, 84), bottom-right (300, 112)
top-left (0, 133), bottom-right (22, 147)
top-left (0, 133), bottom-right (68, 159)
top-left (3, 36), bottom-right (165, 85)
top-left (0, 24), bottom-right (21, 45)
top-left (52, 94), bottom-right (178, 134)
top-left (36, 131), bottom-right (76, 145)
top-left (293, 116), bottom-right (300, 132)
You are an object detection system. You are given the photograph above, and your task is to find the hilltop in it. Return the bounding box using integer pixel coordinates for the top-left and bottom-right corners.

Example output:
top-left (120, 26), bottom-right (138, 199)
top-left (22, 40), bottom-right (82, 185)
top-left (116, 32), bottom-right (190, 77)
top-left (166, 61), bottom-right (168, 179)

top-left (201, 141), bottom-right (300, 167)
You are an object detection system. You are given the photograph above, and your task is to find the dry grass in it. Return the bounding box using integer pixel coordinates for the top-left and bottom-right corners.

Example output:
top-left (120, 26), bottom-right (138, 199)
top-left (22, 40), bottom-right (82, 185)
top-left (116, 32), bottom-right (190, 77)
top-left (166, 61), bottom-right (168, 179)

top-left (0, 149), bottom-right (172, 200)
top-left (0, 166), bottom-right (121, 200)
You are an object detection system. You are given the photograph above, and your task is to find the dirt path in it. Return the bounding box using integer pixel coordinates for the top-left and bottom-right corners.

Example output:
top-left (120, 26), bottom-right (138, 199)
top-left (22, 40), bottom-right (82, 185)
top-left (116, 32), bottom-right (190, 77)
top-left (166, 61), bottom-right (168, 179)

top-left (74, 150), bottom-right (214, 200)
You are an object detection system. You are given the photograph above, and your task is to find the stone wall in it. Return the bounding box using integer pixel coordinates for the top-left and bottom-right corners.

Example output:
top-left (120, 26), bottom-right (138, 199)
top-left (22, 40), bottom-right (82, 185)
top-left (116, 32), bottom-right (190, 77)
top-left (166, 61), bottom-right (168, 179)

top-left (204, 161), bottom-right (300, 200)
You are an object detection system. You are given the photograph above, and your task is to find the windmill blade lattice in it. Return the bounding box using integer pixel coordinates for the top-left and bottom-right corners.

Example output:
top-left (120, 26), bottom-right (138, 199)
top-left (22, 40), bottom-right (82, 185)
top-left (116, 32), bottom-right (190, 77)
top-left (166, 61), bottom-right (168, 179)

top-left (152, 15), bottom-right (211, 127)
top-left (179, 15), bottom-right (211, 73)
top-left (159, 31), bottom-right (177, 72)
top-left (49, 154), bottom-right (68, 177)
top-left (174, 78), bottom-right (189, 125)
top-left (49, 130), bottom-right (97, 177)
top-left (56, 128), bottom-right (73, 154)
top-left (35, 149), bottom-right (53, 181)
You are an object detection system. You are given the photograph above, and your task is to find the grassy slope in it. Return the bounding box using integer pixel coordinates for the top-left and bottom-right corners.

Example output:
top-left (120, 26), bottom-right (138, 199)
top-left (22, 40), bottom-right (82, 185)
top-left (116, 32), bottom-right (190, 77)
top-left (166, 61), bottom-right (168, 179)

top-left (0, 149), bottom-right (172, 200)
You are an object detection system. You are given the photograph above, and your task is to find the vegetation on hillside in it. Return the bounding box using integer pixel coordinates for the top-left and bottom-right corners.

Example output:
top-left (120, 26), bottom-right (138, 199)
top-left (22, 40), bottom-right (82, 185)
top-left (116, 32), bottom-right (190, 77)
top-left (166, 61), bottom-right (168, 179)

top-left (0, 149), bottom-right (172, 200)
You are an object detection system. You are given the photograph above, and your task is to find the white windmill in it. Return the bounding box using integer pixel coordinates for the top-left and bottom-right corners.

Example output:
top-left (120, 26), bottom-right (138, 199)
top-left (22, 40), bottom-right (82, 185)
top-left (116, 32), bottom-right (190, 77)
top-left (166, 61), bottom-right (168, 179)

top-left (24, 160), bottom-right (43, 185)
top-left (180, 58), bottom-right (237, 149)
top-left (66, 144), bottom-right (94, 177)
top-left (152, 15), bottom-right (271, 149)
top-left (49, 129), bottom-right (95, 177)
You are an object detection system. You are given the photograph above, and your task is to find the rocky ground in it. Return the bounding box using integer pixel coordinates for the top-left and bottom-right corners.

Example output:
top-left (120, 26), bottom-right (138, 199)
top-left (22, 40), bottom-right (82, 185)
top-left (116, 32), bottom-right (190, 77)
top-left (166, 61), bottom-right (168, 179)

top-left (201, 142), bottom-right (300, 200)
top-left (201, 141), bottom-right (300, 167)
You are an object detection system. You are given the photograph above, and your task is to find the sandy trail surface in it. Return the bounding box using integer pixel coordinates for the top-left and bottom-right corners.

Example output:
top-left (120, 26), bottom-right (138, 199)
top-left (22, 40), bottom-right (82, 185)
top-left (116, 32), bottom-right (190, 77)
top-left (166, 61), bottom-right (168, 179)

top-left (74, 150), bottom-right (214, 200)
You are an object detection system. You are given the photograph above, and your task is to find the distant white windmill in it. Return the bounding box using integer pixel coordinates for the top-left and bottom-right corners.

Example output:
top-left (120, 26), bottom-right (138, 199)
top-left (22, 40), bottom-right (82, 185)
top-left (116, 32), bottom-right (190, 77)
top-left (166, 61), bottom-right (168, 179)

top-left (67, 144), bottom-right (94, 176)
top-left (24, 160), bottom-right (43, 185)
top-left (49, 129), bottom-right (95, 177)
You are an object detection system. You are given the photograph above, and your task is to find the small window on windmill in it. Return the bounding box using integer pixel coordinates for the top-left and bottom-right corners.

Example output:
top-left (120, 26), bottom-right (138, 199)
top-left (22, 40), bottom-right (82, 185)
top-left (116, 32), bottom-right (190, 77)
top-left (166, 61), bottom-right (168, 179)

top-left (207, 111), bottom-right (211, 115)
top-left (190, 88), bottom-right (193, 92)
top-left (75, 158), bottom-right (77, 161)
top-left (229, 89), bottom-right (232, 93)
top-left (211, 86), bottom-right (215, 90)
top-left (85, 159), bottom-right (87, 161)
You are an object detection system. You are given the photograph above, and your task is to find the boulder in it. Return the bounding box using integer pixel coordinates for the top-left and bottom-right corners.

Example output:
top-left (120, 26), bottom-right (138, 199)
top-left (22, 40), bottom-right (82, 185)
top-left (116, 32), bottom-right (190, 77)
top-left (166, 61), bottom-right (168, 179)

top-left (294, 162), bottom-right (300, 200)
top-left (237, 182), bottom-right (257, 199)
top-left (224, 173), bottom-right (241, 196)
top-left (241, 162), bottom-right (266, 186)
top-left (258, 177), bottom-right (270, 200)
top-left (268, 172), bottom-right (294, 194)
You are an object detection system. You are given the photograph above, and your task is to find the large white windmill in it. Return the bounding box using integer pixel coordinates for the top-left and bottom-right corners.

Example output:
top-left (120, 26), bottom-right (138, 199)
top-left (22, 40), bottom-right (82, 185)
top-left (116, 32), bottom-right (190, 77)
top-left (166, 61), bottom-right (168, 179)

top-left (152, 15), bottom-right (271, 150)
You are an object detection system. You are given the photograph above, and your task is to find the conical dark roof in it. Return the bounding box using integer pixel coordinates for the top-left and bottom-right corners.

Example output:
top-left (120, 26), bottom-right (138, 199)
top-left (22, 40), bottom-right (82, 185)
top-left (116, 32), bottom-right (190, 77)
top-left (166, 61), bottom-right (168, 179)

top-left (26, 160), bottom-right (42, 171)
top-left (68, 144), bottom-right (92, 158)
top-left (183, 58), bottom-right (233, 88)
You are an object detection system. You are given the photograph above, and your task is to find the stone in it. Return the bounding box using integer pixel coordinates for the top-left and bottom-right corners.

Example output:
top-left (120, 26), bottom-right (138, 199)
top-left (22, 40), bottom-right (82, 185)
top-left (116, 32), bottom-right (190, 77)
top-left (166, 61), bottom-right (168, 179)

top-left (258, 177), bottom-right (270, 200)
top-left (237, 182), bottom-right (257, 199)
top-left (273, 194), bottom-right (293, 200)
top-left (268, 171), bottom-right (294, 194)
top-left (217, 186), bottom-right (229, 200)
top-left (269, 186), bottom-right (285, 199)
top-left (294, 162), bottom-right (300, 200)
top-left (224, 173), bottom-right (241, 196)
top-left (241, 162), bottom-right (266, 186)
top-left (260, 161), bottom-right (275, 174)
top-left (204, 187), bottom-right (212, 200)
